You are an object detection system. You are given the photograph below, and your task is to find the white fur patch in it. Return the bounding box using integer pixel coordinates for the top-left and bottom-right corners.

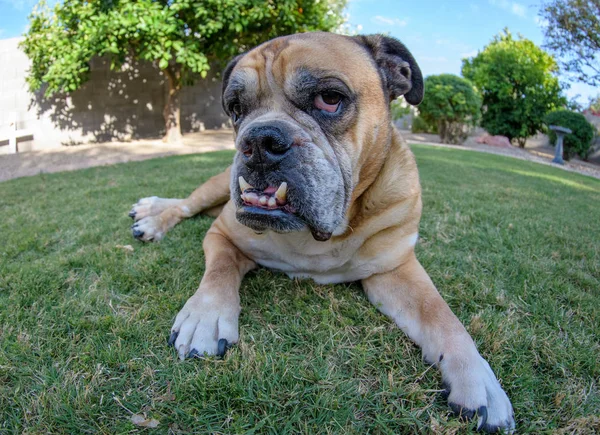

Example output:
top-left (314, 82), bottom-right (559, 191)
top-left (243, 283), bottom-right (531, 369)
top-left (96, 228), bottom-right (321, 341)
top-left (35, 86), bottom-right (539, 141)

top-left (172, 293), bottom-right (240, 359)
top-left (442, 353), bottom-right (515, 432)
top-left (235, 229), bottom-right (419, 285)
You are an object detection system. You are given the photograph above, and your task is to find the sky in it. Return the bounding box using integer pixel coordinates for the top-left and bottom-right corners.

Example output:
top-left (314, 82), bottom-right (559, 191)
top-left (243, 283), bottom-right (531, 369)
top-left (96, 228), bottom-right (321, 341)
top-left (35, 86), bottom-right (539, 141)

top-left (0, 0), bottom-right (596, 104)
top-left (346, 0), bottom-right (596, 104)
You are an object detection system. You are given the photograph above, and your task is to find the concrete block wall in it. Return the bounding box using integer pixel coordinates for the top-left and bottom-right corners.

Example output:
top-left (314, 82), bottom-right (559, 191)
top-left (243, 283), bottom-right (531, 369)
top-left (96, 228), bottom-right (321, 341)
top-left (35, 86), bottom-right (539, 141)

top-left (0, 37), bottom-right (229, 154)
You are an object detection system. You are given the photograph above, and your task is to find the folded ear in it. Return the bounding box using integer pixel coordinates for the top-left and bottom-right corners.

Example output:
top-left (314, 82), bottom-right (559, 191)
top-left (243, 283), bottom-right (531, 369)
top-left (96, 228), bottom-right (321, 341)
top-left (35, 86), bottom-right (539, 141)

top-left (353, 34), bottom-right (424, 106)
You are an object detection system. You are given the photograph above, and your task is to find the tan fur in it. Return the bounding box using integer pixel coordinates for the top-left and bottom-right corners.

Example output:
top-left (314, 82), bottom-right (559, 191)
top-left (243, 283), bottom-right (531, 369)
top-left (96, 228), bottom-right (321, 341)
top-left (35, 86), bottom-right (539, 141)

top-left (131, 33), bottom-right (514, 432)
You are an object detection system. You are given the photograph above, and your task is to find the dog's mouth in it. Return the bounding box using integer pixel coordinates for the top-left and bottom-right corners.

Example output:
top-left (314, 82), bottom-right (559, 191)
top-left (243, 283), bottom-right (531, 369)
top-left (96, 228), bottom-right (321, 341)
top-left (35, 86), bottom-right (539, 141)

top-left (236, 176), bottom-right (332, 241)
top-left (238, 176), bottom-right (297, 214)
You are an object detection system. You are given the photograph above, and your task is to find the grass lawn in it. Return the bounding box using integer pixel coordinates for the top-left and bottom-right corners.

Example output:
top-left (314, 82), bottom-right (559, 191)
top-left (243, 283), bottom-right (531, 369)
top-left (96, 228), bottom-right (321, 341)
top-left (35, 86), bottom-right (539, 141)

top-left (1, 144), bottom-right (599, 433)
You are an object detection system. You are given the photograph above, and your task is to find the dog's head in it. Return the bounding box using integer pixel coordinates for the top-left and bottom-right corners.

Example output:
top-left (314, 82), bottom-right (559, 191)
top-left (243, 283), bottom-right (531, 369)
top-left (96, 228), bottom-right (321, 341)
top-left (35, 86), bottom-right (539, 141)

top-left (222, 32), bottom-right (423, 241)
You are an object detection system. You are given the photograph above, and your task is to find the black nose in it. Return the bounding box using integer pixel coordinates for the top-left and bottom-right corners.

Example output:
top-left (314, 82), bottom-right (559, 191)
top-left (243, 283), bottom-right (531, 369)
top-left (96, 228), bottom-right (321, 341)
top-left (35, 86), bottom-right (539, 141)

top-left (241, 124), bottom-right (293, 166)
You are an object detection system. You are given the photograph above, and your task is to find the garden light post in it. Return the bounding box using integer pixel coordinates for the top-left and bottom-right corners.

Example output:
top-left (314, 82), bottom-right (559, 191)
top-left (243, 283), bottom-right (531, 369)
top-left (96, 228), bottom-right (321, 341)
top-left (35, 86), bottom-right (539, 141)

top-left (549, 125), bottom-right (572, 165)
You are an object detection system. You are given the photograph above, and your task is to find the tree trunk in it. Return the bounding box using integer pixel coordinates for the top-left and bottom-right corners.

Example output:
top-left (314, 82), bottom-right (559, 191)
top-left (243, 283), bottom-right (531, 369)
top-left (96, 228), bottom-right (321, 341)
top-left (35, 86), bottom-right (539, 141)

top-left (163, 68), bottom-right (183, 144)
top-left (438, 120), bottom-right (448, 144)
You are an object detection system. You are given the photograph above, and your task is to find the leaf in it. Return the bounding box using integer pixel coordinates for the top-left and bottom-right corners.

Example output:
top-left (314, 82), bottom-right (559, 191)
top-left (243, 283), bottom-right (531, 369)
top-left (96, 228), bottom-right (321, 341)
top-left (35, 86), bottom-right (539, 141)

top-left (131, 414), bottom-right (160, 428)
top-left (159, 58), bottom-right (169, 70)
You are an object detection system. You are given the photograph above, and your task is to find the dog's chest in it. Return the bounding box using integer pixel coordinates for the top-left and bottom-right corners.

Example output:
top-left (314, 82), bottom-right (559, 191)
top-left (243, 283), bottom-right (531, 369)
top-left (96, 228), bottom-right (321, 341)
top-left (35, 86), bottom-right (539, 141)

top-left (236, 229), bottom-right (369, 284)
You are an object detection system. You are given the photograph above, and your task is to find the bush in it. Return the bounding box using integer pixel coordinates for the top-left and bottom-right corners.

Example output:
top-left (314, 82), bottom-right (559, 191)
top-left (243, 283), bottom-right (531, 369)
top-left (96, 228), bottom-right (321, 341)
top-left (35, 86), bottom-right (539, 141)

top-left (544, 110), bottom-right (595, 160)
top-left (411, 115), bottom-right (438, 134)
top-left (417, 74), bottom-right (481, 144)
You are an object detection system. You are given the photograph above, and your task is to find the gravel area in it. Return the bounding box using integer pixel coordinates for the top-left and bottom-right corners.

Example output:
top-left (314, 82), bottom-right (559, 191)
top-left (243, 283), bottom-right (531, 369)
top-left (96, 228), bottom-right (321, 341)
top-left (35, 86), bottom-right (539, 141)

top-left (1, 129), bottom-right (599, 183)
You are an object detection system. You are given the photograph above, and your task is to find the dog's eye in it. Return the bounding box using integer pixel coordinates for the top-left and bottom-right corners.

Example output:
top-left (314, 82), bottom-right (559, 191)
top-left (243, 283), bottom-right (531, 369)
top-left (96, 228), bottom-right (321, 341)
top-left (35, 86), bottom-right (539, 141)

top-left (315, 91), bottom-right (342, 113)
top-left (229, 103), bottom-right (243, 122)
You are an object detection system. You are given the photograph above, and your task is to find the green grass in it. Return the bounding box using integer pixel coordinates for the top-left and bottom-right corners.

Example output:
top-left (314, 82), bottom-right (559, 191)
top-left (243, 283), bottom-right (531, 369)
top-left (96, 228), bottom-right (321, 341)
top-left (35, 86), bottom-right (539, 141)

top-left (1, 145), bottom-right (599, 433)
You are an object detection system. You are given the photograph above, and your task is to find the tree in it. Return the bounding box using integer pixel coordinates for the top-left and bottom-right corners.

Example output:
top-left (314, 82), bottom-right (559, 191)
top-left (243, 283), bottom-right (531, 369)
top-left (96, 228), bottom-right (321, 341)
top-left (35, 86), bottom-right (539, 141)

top-left (539, 0), bottom-right (600, 86)
top-left (21, 0), bottom-right (347, 143)
top-left (417, 74), bottom-right (481, 144)
top-left (462, 30), bottom-right (566, 147)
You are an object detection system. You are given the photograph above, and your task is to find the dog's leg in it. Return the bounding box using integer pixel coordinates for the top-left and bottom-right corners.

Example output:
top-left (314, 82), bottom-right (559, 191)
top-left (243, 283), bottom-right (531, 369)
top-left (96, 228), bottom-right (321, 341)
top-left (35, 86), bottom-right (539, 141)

top-left (169, 225), bottom-right (255, 359)
top-left (362, 254), bottom-right (515, 433)
top-left (130, 166), bottom-right (231, 242)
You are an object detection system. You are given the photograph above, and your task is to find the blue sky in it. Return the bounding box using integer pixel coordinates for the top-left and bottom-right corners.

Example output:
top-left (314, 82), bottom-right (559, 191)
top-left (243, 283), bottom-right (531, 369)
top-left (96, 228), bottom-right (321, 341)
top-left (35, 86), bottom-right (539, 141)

top-left (0, 0), bottom-right (596, 103)
top-left (346, 0), bottom-right (596, 104)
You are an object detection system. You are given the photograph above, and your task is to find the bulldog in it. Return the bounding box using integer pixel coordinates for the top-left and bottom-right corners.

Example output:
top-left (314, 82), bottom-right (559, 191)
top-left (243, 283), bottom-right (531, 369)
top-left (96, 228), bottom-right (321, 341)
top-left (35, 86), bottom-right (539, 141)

top-left (129, 32), bottom-right (515, 432)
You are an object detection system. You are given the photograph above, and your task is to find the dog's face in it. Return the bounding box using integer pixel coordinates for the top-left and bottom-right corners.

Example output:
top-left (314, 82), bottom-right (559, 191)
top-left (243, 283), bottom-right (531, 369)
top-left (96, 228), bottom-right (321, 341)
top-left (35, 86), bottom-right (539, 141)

top-left (222, 32), bottom-right (423, 241)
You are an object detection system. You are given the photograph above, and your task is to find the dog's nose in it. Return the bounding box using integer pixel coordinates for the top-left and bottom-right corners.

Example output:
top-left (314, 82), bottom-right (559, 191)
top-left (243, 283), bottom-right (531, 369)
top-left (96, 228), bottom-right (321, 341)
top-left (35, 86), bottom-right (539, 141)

top-left (241, 125), bottom-right (293, 166)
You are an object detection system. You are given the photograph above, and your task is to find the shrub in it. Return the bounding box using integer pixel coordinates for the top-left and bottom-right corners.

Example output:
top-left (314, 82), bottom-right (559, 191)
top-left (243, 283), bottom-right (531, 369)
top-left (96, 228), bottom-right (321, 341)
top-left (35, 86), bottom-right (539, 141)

top-left (544, 110), bottom-right (595, 160)
top-left (411, 115), bottom-right (437, 134)
top-left (417, 74), bottom-right (481, 144)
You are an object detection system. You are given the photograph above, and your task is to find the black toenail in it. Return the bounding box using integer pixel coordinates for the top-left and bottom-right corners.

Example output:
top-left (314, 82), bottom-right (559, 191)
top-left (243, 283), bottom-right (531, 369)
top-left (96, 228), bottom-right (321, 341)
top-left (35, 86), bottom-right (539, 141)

top-left (168, 331), bottom-right (178, 346)
top-left (188, 349), bottom-right (199, 358)
top-left (476, 406), bottom-right (488, 431)
top-left (217, 338), bottom-right (229, 358)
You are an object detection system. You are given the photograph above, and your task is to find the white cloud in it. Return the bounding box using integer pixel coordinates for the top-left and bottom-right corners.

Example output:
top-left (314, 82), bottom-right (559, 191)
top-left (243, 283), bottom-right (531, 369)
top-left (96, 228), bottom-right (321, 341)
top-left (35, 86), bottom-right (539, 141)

top-left (489, 0), bottom-right (527, 19)
top-left (461, 50), bottom-right (479, 59)
top-left (511, 3), bottom-right (526, 17)
top-left (371, 15), bottom-right (408, 27)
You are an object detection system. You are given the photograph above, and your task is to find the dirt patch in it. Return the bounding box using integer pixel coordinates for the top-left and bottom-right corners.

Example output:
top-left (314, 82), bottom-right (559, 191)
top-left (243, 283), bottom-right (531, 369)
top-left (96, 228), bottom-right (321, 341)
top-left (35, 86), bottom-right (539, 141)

top-left (0, 130), bottom-right (234, 183)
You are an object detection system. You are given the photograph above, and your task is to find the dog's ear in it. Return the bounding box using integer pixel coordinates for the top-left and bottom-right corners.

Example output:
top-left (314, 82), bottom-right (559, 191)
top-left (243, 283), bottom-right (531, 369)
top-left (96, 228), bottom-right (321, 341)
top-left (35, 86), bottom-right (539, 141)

top-left (221, 54), bottom-right (244, 113)
top-left (353, 34), bottom-right (424, 106)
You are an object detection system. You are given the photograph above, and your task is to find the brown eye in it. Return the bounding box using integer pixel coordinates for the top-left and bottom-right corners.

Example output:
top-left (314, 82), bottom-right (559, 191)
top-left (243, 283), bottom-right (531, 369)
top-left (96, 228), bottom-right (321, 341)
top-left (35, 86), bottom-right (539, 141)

top-left (322, 91), bottom-right (342, 105)
top-left (314, 91), bottom-right (342, 113)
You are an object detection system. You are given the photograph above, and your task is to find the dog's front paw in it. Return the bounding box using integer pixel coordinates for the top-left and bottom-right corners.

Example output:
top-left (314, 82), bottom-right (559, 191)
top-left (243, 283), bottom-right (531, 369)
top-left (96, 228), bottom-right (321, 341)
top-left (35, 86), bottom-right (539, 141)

top-left (441, 353), bottom-right (515, 433)
top-left (131, 216), bottom-right (166, 242)
top-left (169, 293), bottom-right (240, 360)
top-left (129, 196), bottom-right (182, 221)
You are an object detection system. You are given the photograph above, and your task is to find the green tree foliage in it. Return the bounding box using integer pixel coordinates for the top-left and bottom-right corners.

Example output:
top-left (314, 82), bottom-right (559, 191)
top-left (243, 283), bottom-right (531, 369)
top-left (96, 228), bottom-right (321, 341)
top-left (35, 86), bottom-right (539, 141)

top-left (540, 0), bottom-right (600, 86)
top-left (462, 30), bottom-right (566, 147)
top-left (20, 0), bottom-right (347, 143)
top-left (417, 74), bottom-right (481, 144)
top-left (544, 110), bottom-right (595, 159)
